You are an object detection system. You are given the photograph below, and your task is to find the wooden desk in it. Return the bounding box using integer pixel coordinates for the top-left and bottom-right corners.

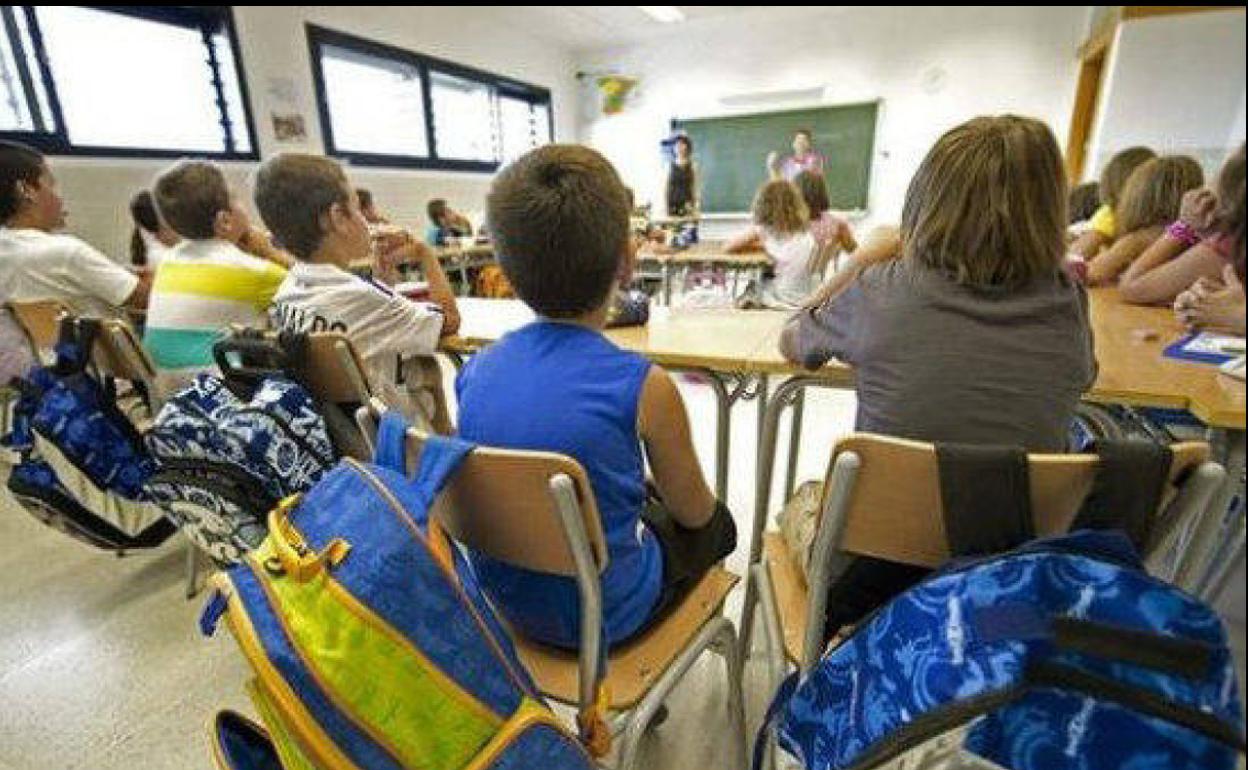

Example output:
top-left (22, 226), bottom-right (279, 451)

top-left (350, 244), bottom-right (496, 295)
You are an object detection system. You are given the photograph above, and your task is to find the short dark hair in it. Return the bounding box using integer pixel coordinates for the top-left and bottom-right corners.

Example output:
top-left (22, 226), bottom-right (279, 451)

top-left (427, 198), bottom-right (449, 224)
top-left (1068, 181), bottom-right (1101, 224)
top-left (793, 170), bottom-right (830, 218)
top-left (254, 153), bottom-right (351, 260)
top-left (0, 140), bottom-right (45, 222)
top-left (154, 160), bottom-right (231, 239)
top-left (129, 190), bottom-right (160, 266)
top-left (356, 187), bottom-right (374, 211)
top-left (795, 128), bottom-right (813, 140)
top-left (674, 134), bottom-right (693, 152)
top-left (487, 144), bottom-right (630, 318)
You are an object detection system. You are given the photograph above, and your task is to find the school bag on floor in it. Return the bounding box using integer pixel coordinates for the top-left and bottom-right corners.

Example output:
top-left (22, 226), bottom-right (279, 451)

top-left (3, 318), bottom-right (175, 551)
top-left (201, 411), bottom-right (596, 770)
top-left (144, 373), bottom-right (335, 568)
top-left (755, 530), bottom-right (1246, 770)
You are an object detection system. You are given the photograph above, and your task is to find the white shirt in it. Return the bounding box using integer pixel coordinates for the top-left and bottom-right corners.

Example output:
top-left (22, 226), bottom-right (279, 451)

top-left (270, 262), bottom-right (445, 422)
top-left (0, 226), bottom-right (138, 316)
top-left (0, 227), bottom-right (138, 376)
top-left (762, 229), bottom-right (819, 309)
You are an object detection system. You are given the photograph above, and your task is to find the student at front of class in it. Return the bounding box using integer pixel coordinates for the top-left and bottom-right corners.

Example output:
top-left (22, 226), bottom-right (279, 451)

top-left (1085, 155), bottom-right (1204, 286)
top-left (1069, 146), bottom-right (1156, 262)
top-left (455, 144), bottom-right (737, 650)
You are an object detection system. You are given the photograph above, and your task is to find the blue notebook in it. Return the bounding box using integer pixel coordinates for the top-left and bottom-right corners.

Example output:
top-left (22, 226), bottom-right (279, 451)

top-left (1162, 332), bottom-right (1246, 365)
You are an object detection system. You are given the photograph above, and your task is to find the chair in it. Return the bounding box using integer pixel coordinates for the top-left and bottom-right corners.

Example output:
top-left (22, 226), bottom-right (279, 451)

top-left (752, 433), bottom-right (1224, 681)
top-left (91, 317), bottom-right (163, 420)
top-left (386, 419), bottom-right (747, 770)
top-left (8, 299), bottom-right (70, 364)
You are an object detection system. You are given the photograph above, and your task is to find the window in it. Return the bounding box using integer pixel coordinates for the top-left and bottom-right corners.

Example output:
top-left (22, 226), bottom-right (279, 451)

top-left (0, 6), bottom-right (255, 158)
top-left (308, 25), bottom-right (553, 171)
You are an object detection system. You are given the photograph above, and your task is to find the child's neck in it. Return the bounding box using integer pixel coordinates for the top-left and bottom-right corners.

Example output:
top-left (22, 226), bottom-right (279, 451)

top-left (544, 303), bottom-right (609, 331)
top-left (5, 212), bottom-right (51, 232)
top-left (307, 245), bottom-right (352, 270)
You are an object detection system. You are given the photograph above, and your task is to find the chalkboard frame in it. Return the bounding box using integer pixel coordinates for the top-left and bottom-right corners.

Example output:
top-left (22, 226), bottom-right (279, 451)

top-left (670, 100), bottom-right (881, 216)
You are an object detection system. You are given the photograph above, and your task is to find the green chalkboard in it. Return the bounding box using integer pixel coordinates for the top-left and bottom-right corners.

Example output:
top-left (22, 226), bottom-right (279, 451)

top-left (673, 102), bottom-right (879, 214)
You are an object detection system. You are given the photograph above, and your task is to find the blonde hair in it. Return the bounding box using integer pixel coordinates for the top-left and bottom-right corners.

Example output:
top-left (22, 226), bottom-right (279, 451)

top-left (752, 180), bottom-right (808, 236)
top-left (1099, 146), bottom-right (1156, 209)
top-left (902, 115), bottom-right (1066, 290)
top-left (1115, 155), bottom-right (1204, 234)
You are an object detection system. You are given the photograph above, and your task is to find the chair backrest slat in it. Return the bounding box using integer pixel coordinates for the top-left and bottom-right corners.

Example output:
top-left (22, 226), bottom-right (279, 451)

top-left (405, 430), bottom-right (609, 576)
top-left (300, 332), bottom-right (374, 405)
top-left (8, 299), bottom-right (70, 360)
top-left (828, 433), bottom-right (1210, 568)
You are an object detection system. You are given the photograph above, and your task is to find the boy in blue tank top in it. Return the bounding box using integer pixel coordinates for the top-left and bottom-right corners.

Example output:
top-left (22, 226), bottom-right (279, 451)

top-left (456, 145), bottom-right (737, 650)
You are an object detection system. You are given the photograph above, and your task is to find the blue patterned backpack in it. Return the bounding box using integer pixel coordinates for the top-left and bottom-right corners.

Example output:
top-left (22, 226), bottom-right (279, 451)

top-left (756, 530), bottom-right (1246, 770)
top-left (201, 411), bottom-right (596, 770)
top-left (4, 317), bottom-right (175, 551)
top-left (144, 374), bottom-right (335, 568)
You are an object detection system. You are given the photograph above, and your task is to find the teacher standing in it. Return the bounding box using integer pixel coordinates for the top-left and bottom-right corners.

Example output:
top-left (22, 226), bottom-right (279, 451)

top-left (768, 128), bottom-right (826, 180)
top-left (665, 134), bottom-right (699, 217)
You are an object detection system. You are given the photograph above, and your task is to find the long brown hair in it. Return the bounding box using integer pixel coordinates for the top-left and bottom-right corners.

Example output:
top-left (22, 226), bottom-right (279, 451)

top-left (1214, 143), bottom-right (1245, 279)
top-left (1099, 146), bottom-right (1156, 210)
top-left (752, 180), bottom-right (808, 236)
top-left (1115, 155), bottom-right (1204, 234)
top-left (793, 170), bottom-right (831, 220)
top-left (902, 115), bottom-right (1066, 290)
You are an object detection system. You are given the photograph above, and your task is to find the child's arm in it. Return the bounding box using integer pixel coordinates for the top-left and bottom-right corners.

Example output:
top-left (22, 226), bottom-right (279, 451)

top-left (723, 226), bottom-right (762, 254)
top-left (239, 227), bottom-right (295, 269)
top-left (391, 241), bottom-right (460, 336)
top-left (1118, 237), bottom-right (1225, 305)
top-left (801, 225), bottom-right (898, 310)
top-left (1085, 226), bottom-right (1163, 286)
top-left (1069, 229), bottom-right (1110, 261)
top-left (638, 367), bottom-right (717, 529)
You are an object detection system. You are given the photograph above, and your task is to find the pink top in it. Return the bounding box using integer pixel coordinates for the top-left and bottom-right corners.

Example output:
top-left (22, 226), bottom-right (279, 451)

top-left (781, 151), bottom-right (826, 180)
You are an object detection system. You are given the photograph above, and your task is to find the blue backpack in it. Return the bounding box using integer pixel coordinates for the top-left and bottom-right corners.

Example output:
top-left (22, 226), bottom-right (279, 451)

top-left (757, 530), bottom-right (1246, 770)
top-left (4, 317), bottom-right (174, 551)
top-left (201, 411), bottom-right (595, 770)
top-left (144, 373), bottom-right (335, 568)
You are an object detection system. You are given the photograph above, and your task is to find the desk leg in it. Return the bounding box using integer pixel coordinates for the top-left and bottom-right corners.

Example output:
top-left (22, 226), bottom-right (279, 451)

top-left (740, 376), bottom-right (821, 656)
top-left (1198, 428), bottom-right (1245, 601)
top-left (702, 371), bottom-right (732, 503)
top-left (784, 389), bottom-right (806, 503)
top-left (662, 264), bottom-right (674, 307)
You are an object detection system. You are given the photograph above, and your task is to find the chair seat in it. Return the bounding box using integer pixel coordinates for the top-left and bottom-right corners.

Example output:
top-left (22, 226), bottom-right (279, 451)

top-left (511, 567), bottom-right (739, 709)
top-left (764, 532), bottom-right (809, 664)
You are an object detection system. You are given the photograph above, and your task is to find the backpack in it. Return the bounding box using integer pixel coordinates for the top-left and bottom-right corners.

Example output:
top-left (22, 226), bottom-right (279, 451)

top-left (3, 317), bottom-right (175, 551)
top-left (200, 411), bottom-right (596, 770)
top-left (144, 373), bottom-right (335, 568)
top-left (756, 530), bottom-right (1246, 770)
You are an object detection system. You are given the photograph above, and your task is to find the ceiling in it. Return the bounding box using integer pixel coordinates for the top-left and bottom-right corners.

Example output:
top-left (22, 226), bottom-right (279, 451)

top-left (495, 6), bottom-right (798, 53)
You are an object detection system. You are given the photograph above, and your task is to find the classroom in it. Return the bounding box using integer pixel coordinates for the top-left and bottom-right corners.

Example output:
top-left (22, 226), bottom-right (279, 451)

top-left (0, 5), bottom-right (1244, 769)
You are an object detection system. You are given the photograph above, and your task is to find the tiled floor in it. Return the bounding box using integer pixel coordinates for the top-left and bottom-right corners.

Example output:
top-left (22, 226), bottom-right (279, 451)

top-left (0, 377), bottom-right (1243, 769)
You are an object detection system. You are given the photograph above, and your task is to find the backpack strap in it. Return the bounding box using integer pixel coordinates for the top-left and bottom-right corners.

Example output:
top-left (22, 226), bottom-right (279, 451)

top-left (1073, 439), bottom-right (1173, 552)
top-left (935, 443), bottom-right (1035, 557)
top-left (372, 410), bottom-right (410, 473)
top-left (411, 433), bottom-right (476, 495)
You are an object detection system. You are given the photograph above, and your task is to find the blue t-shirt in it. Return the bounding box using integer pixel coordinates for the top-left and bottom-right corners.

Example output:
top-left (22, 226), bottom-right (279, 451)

top-left (455, 321), bottom-right (663, 648)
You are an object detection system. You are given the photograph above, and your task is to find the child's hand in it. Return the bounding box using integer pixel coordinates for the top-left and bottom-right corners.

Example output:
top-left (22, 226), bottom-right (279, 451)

top-left (237, 226), bottom-right (273, 256)
top-left (1178, 188), bottom-right (1218, 234)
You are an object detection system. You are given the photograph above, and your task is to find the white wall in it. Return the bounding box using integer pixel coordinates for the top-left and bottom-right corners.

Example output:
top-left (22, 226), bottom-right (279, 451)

top-left (47, 6), bottom-right (579, 261)
top-left (576, 5), bottom-right (1089, 227)
top-left (1089, 8), bottom-right (1247, 179)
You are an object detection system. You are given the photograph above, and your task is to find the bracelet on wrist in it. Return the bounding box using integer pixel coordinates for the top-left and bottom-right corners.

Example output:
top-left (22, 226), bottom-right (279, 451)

top-left (1165, 220), bottom-right (1202, 248)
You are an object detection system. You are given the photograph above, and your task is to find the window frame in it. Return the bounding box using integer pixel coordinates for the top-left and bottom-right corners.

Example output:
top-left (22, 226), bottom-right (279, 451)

top-left (306, 24), bottom-right (554, 173)
top-left (0, 5), bottom-right (259, 160)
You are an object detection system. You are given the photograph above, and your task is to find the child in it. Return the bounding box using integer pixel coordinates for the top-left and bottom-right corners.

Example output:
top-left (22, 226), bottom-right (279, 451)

top-left (355, 188), bottom-right (389, 226)
top-left (794, 170), bottom-right (857, 270)
top-left (1086, 155), bottom-right (1204, 286)
top-left (457, 144), bottom-right (736, 649)
top-left (424, 198), bottom-right (473, 246)
top-left (1119, 144), bottom-right (1245, 305)
top-left (1068, 181), bottom-right (1101, 227)
top-left (0, 141), bottom-right (148, 381)
top-left (258, 153), bottom-right (461, 432)
top-left (129, 189), bottom-right (180, 269)
top-left (725, 179), bottom-right (819, 309)
top-left (781, 114), bottom-right (1097, 635)
top-left (1070, 146), bottom-right (1156, 260)
top-left (143, 160), bottom-right (288, 389)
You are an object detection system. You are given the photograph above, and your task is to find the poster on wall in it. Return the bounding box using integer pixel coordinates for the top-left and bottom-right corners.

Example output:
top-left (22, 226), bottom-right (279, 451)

top-left (272, 114), bottom-right (308, 142)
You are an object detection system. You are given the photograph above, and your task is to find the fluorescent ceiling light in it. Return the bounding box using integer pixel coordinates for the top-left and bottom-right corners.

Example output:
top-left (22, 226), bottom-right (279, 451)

top-left (637, 6), bottom-right (686, 23)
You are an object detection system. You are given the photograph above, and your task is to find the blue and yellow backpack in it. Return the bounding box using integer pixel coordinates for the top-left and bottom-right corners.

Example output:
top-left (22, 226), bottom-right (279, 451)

top-left (202, 411), bottom-right (596, 770)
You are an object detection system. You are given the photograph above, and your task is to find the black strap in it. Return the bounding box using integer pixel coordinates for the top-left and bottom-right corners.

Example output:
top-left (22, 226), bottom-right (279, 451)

top-left (1073, 439), bottom-right (1173, 552)
top-left (935, 443), bottom-right (1035, 557)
